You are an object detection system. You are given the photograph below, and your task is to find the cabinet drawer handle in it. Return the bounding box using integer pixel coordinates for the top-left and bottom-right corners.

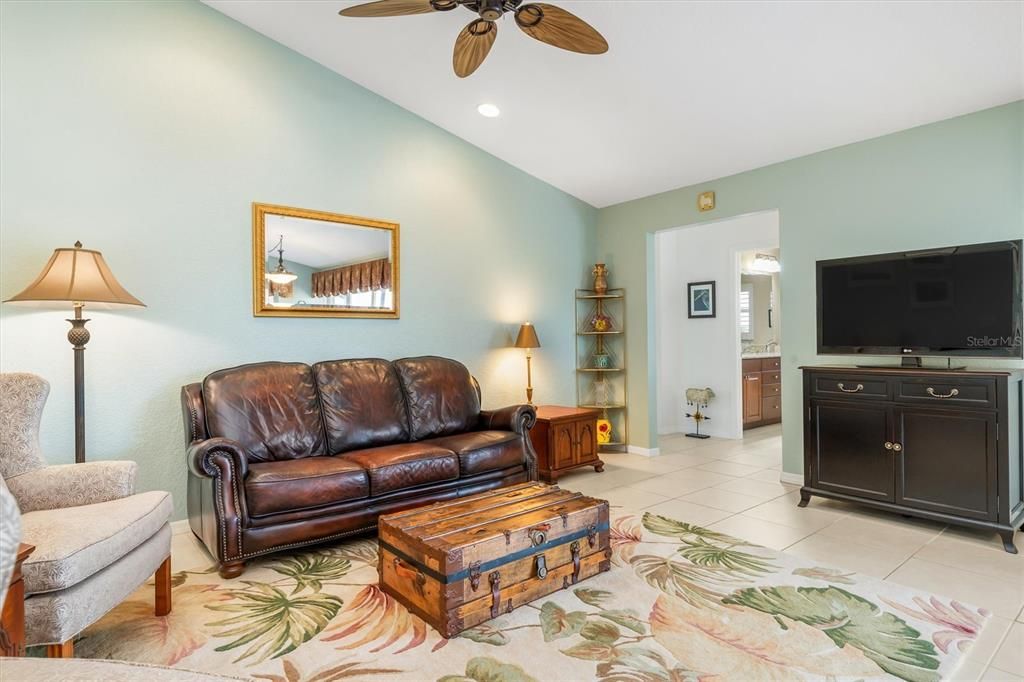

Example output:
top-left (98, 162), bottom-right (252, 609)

top-left (884, 441), bottom-right (893, 450)
top-left (837, 383), bottom-right (864, 393)
top-left (926, 387), bottom-right (960, 399)
top-left (892, 443), bottom-right (903, 452)
top-left (747, 376), bottom-right (759, 381)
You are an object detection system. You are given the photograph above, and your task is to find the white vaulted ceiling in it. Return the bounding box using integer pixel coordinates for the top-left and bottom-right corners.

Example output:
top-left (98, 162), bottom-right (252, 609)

top-left (206, 1), bottom-right (1023, 208)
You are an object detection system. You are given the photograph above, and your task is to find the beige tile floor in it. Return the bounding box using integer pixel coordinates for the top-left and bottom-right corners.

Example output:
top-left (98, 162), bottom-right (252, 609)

top-left (170, 423), bottom-right (1023, 681)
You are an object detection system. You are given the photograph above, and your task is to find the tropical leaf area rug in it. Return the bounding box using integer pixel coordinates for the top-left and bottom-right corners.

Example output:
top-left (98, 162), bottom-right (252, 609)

top-left (68, 511), bottom-right (989, 682)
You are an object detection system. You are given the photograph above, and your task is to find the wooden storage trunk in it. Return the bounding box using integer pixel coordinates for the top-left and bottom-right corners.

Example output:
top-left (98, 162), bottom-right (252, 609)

top-left (378, 482), bottom-right (611, 637)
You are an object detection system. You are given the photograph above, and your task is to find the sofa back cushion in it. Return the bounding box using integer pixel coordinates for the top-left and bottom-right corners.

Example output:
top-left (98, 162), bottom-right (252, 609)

top-left (393, 356), bottom-right (480, 440)
top-left (203, 362), bottom-right (326, 463)
top-left (314, 359), bottom-right (410, 454)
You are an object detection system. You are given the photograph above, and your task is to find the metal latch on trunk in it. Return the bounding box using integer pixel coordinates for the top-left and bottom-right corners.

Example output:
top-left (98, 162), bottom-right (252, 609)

top-left (535, 553), bottom-right (548, 579)
top-left (528, 524), bottom-right (550, 547)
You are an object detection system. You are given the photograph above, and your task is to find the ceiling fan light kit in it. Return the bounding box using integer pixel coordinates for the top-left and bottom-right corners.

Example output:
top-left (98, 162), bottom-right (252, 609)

top-left (339, 0), bottom-right (607, 78)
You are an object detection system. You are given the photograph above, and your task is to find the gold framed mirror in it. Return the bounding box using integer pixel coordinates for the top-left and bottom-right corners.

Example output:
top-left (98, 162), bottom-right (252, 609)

top-left (252, 203), bottom-right (399, 319)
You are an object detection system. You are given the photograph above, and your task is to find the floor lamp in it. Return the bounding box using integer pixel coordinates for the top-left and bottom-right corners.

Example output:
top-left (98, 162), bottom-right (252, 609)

top-left (4, 242), bottom-right (145, 463)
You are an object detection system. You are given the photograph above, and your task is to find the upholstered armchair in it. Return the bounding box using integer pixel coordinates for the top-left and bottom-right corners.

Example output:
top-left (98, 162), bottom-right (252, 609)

top-left (0, 373), bottom-right (173, 657)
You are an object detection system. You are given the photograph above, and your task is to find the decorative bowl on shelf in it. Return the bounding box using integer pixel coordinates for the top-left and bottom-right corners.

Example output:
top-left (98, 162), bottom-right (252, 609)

top-left (591, 312), bottom-right (612, 332)
top-left (592, 352), bottom-right (612, 369)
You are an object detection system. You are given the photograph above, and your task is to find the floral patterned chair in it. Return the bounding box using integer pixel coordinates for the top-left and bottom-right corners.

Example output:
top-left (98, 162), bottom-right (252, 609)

top-left (0, 372), bottom-right (173, 657)
top-left (0, 470), bottom-right (228, 679)
top-left (0, 475), bottom-right (21, 609)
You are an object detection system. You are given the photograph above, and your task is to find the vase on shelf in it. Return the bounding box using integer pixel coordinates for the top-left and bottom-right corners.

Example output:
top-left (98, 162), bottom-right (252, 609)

top-left (592, 263), bottom-right (608, 295)
top-left (592, 352), bottom-right (612, 369)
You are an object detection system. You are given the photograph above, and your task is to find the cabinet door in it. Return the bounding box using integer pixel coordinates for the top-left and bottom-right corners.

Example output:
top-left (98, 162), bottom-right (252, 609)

top-left (743, 373), bottom-right (763, 424)
top-left (895, 408), bottom-right (997, 521)
top-left (551, 422), bottom-right (576, 470)
top-left (809, 400), bottom-right (894, 502)
top-left (576, 419), bottom-right (597, 464)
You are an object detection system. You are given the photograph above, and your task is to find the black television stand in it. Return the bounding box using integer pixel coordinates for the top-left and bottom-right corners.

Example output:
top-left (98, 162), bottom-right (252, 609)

top-left (800, 365), bottom-right (1024, 553)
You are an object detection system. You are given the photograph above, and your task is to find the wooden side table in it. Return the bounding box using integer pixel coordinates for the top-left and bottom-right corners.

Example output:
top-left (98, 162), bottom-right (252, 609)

top-left (0, 543), bottom-right (35, 657)
top-left (529, 405), bottom-right (604, 483)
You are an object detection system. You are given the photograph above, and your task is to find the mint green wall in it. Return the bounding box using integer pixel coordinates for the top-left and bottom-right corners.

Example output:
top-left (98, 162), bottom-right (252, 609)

top-left (598, 101), bottom-right (1023, 474)
top-left (0, 0), bottom-right (597, 519)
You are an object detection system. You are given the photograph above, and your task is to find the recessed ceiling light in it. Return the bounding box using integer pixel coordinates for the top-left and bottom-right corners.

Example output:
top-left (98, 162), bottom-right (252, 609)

top-left (477, 103), bottom-right (500, 118)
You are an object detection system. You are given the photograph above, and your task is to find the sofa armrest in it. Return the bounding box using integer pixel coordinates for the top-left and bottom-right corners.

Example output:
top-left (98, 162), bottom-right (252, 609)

top-left (479, 404), bottom-right (537, 435)
top-left (187, 437), bottom-right (249, 481)
top-left (6, 460), bottom-right (137, 513)
top-left (186, 437), bottom-right (250, 563)
top-left (479, 405), bottom-right (538, 481)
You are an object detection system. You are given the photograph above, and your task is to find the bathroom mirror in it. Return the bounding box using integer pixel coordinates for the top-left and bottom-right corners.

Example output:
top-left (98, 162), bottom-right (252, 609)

top-left (252, 203), bottom-right (399, 318)
top-left (740, 275), bottom-right (772, 342)
top-left (739, 248), bottom-right (780, 353)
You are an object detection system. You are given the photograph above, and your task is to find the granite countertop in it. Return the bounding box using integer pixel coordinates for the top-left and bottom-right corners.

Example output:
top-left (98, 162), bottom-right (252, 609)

top-left (742, 351), bottom-right (781, 359)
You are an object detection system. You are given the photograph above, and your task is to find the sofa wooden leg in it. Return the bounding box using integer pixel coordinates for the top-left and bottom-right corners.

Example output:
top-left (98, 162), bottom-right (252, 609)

top-left (46, 640), bottom-right (74, 658)
top-left (218, 560), bottom-right (246, 579)
top-left (155, 556), bottom-right (172, 616)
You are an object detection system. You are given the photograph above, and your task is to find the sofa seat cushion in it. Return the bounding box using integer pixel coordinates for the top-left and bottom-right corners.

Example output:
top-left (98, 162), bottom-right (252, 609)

top-left (20, 490), bottom-right (172, 595)
top-left (344, 443), bottom-right (459, 496)
top-left (246, 457), bottom-right (369, 517)
top-left (425, 431), bottom-right (524, 476)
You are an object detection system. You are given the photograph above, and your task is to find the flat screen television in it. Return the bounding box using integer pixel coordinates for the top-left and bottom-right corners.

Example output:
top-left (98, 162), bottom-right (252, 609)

top-left (817, 240), bottom-right (1023, 360)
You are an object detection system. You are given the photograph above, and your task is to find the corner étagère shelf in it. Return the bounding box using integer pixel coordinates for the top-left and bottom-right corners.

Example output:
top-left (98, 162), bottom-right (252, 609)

top-left (575, 288), bottom-right (627, 453)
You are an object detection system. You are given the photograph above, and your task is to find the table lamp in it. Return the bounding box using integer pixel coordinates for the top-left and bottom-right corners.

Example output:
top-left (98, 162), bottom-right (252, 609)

top-left (514, 322), bottom-right (541, 406)
top-left (4, 242), bottom-right (145, 463)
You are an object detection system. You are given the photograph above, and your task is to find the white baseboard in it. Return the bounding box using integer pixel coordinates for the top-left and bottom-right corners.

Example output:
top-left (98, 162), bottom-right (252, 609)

top-left (627, 445), bottom-right (661, 457)
top-left (779, 472), bottom-right (804, 486)
top-left (171, 519), bottom-right (191, 535)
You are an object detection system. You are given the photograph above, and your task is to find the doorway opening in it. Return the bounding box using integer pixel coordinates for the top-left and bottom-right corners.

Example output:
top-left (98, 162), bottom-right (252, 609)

top-left (653, 210), bottom-right (780, 441)
top-left (739, 248), bottom-right (783, 448)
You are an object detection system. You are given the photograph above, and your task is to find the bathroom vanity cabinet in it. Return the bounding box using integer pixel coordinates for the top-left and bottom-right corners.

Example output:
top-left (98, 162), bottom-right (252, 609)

top-left (743, 356), bottom-right (781, 428)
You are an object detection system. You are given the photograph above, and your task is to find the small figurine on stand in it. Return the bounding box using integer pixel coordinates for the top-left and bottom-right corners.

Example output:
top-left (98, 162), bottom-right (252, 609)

top-left (684, 387), bottom-right (715, 439)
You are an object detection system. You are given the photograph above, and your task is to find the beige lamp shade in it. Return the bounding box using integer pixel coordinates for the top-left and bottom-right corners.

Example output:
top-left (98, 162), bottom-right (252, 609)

top-left (4, 242), bottom-right (145, 307)
top-left (514, 322), bottom-right (541, 349)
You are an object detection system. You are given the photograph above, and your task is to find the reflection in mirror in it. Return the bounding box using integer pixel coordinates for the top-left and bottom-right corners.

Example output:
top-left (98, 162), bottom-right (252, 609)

top-left (253, 204), bottom-right (399, 318)
top-left (739, 248), bottom-right (780, 353)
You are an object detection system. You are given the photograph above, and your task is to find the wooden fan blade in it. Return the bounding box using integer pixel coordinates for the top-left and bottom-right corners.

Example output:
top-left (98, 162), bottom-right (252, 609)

top-left (453, 19), bottom-right (497, 78)
top-left (515, 3), bottom-right (607, 54)
top-left (339, 0), bottom-right (439, 18)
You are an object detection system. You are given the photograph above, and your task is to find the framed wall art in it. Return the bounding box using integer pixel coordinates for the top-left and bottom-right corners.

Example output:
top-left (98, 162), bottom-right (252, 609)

top-left (687, 280), bottom-right (716, 319)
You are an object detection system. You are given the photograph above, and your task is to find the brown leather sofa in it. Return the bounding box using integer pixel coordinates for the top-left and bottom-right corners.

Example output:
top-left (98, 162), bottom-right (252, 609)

top-left (182, 356), bottom-right (537, 578)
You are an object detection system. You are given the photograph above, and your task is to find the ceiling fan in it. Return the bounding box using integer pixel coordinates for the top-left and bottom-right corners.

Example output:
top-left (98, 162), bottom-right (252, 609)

top-left (338, 0), bottom-right (608, 78)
